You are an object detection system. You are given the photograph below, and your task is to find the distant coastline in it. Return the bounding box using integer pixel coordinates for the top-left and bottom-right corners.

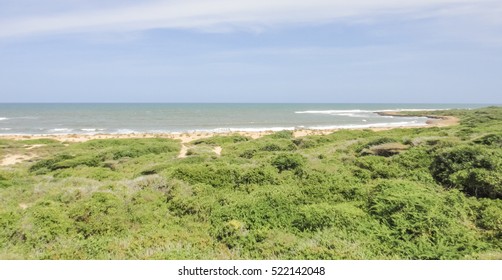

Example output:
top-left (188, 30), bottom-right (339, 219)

top-left (0, 111), bottom-right (459, 143)
top-left (0, 103), bottom-right (473, 136)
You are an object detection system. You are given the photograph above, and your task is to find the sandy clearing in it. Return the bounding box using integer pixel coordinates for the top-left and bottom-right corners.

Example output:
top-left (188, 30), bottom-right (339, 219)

top-left (24, 144), bottom-right (46, 150)
top-left (1, 154), bottom-right (36, 166)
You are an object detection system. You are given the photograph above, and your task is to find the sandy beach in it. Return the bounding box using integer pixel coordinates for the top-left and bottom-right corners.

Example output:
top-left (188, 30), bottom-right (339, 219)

top-left (0, 112), bottom-right (459, 144)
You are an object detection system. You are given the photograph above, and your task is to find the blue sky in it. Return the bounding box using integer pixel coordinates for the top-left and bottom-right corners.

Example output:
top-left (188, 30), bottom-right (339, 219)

top-left (0, 0), bottom-right (501, 103)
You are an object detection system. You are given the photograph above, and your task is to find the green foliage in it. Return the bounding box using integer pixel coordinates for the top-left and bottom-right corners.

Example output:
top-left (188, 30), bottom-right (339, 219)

top-left (268, 130), bottom-right (294, 139)
top-left (473, 134), bottom-right (502, 147)
top-left (368, 180), bottom-right (483, 259)
top-left (69, 192), bottom-right (127, 238)
top-left (30, 138), bottom-right (180, 174)
top-left (192, 134), bottom-right (250, 145)
top-left (21, 201), bottom-right (73, 245)
top-left (430, 145), bottom-right (502, 198)
top-left (172, 163), bottom-right (240, 188)
top-left (293, 203), bottom-right (366, 232)
top-left (271, 153), bottom-right (306, 172)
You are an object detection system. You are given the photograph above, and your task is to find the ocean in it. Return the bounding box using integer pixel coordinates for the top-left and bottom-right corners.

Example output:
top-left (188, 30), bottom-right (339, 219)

top-left (0, 103), bottom-right (490, 135)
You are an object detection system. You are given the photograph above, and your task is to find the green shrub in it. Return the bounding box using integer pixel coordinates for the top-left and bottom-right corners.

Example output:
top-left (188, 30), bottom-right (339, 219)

top-left (259, 139), bottom-right (296, 152)
top-left (239, 166), bottom-right (278, 185)
top-left (21, 201), bottom-right (73, 245)
top-left (293, 203), bottom-right (366, 232)
top-left (29, 154), bottom-right (75, 173)
top-left (213, 219), bottom-right (249, 248)
top-left (473, 134), bottom-right (502, 147)
top-left (368, 180), bottom-right (483, 259)
top-left (269, 130), bottom-right (293, 139)
top-left (271, 153), bottom-right (306, 172)
top-left (476, 199), bottom-right (502, 243)
top-left (192, 135), bottom-right (250, 145)
top-left (355, 156), bottom-right (401, 179)
top-left (172, 163), bottom-right (240, 188)
top-left (430, 145), bottom-right (502, 198)
top-left (239, 149), bottom-right (257, 159)
top-left (69, 192), bottom-right (127, 238)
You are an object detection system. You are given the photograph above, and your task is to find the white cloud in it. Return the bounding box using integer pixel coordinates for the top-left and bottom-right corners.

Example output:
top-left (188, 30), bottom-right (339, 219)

top-left (0, 0), bottom-right (500, 38)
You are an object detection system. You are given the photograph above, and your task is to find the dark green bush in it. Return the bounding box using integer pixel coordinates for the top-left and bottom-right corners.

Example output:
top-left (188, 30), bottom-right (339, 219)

top-left (239, 166), bottom-right (278, 185)
top-left (473, 134), bottom-right (502, 147)
top-left (29, 154), bottom-right (75, 173)
top-left (368, 180), bottom-right (483, 259)
top-left (271, 153), bottom-right (306, 172)
top-left (430, 145), bottom-right (502, 198)
top-left (172, 163), bottom-right (240, 188)
top-left (269, 130), bottom-right (293, 139)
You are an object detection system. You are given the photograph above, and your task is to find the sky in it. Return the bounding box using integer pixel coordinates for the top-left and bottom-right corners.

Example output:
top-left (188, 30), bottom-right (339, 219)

top-left (0, 0), bottom-right (501, 103)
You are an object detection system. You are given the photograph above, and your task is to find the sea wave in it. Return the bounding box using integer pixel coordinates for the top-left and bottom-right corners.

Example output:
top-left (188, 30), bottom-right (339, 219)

top-left (0, 128), bottom-right (12, 131)
top-left (309, 121), bottom-right (426, 130)
top-left (47, 128), bottom-right (74, 134)
top-left (295, 108), bottom-right (448, 116)
top-left (0, 117), bottom-right (8, 121)
top-left (113, 129), bottom-right (139, 134)
top-left (80, 128), bottom-right (105, 132)
top-left (197, 127), bottom-right (297, 133)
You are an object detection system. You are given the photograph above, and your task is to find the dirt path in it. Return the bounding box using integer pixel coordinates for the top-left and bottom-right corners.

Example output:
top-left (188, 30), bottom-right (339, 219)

top-left (177, 144), bottom-right (189, 158)
top-left (213, 146), bottom-right (222, 156)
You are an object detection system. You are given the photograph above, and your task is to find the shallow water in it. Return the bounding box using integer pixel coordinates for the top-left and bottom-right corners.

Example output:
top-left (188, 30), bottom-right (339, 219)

top-left (0, 103), bottom-right (487, 134)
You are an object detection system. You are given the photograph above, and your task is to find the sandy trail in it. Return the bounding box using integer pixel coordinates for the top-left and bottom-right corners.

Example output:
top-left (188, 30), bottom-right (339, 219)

top-left (177, 144), bottom-right (189, 158)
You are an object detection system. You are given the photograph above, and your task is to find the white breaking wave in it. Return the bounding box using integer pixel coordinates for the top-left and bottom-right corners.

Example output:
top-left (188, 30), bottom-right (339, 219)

top-left (295, 108), bottom-right (448, 115)
top-left (0, 117), bottom-right (8, 121)
top-left (113, 129), bottom-right (138, 134)
top-left (81, 128), bottom-right (105, 132)
top-left (201, 127), bottom-right (297, 133)
top-left (48, 128), bottom-right (74, 133)
top-left (310, 121), bottom-right (426, 130)
top-left (0, 128), bottom-right (12, 131)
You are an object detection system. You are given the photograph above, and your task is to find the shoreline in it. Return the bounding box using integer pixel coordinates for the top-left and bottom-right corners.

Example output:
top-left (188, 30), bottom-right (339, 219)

top-left (0, 112), bottom-right (459, 143)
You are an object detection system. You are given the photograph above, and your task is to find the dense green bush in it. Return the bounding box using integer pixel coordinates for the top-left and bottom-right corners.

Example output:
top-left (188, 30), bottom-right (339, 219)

top-left (293, 203), bottom-right (366, 232)
top-left (69, 192), bottom-right (127, 238)
top-left (271, 153), bottom-right (306, 172)
top-left (171, 163), bottom-right (241, 188)
top-left (22, 201), bottom-right (73, 245)
top-left (430, 145), bottom-right (502, 198)
top-left (473, 134), bottom-right (502, 147)
top-left (368, 180), bottom-right (483, 259)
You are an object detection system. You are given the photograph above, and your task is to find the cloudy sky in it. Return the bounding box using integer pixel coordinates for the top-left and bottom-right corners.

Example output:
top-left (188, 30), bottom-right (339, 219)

top-left (1, 0), bottom-right (501, 103)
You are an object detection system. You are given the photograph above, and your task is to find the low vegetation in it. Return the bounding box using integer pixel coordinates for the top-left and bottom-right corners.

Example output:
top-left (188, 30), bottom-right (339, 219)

top-left (0, 107), bottom-right (501, 259)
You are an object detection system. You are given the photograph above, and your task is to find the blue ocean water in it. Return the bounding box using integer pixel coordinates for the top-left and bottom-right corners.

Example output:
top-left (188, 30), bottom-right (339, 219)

top-left (0, 103), bottom-right (490, 135)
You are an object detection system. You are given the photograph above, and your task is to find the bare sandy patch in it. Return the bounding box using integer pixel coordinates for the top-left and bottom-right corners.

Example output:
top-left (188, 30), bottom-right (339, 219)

top-left (19, 203), bottom-right (29, 210)
top-left (213, 146), bottom-right (222, 156)
top-left (1, 154), bottom-right (36, 166)
top-left (24, 144), bottom-right (46, 150)
top-left (177, 144), bottom-right (189, 158)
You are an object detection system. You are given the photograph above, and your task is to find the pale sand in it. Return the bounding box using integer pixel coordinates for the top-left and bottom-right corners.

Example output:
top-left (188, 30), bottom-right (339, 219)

top-left (177, 144), bottom-right (189, 158)
top-left (0, 154), bottom-right (37, 166)
top-left (213, 146), bottom-right (222, 156)
top-left (0, 113), bottom-right (459, 146)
